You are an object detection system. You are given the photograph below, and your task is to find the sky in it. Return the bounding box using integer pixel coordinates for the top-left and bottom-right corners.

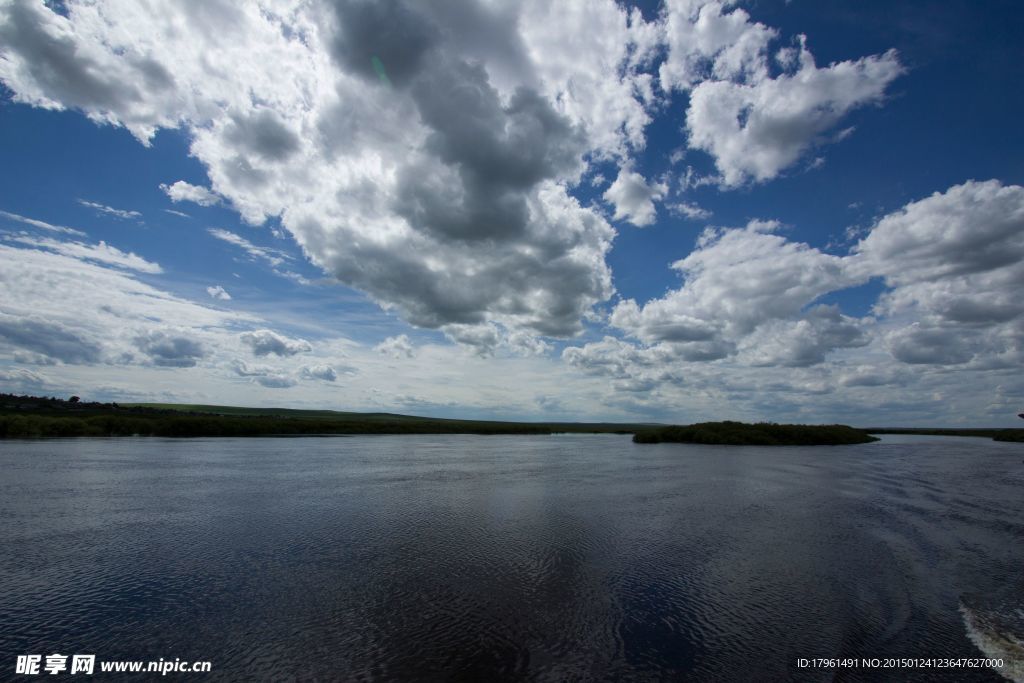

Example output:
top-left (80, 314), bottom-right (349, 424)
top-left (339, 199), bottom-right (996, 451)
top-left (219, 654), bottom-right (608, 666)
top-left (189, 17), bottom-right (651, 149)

top-left (0, 0), bottom-right (1022, 426)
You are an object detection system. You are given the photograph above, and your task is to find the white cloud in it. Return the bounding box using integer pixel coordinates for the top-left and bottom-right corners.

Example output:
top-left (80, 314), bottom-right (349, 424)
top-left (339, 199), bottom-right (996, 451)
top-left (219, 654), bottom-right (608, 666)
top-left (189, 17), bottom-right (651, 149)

top-left (0, 240), bottom-right (255, 366)
top-left (231, 358), bottom-right (299, 388)
top-left (160, 181), bottom-right (220, 207)
top-left (561, 180), bottom-right (1024, 423)
top-left (0, 0), bottom-right (905, 340)
top-left (374, 334), bottom-right (414, 359)
top-left (299, 364), bottom-right (338, 382)
top-left (668, 201), bottom-right (712, 221)
top-left (685, 44), bottom-right (902, 186)
top-left (854, 179), bottom-right (1024, 367)
top-left (5, 1), bottom-right (1014, 425)
top-left (0, 0), bottom-right (635, 339)
top-left (659, 0), bottom-right (777, 89)
top-left (206, 285), bottom-right (232, 301)
top-left (207, 228), bottom-right (289, 268)
top-left (602, 166), bottom-right (668, 227)
top-left (6, 234), bottom-right (162, 273)
top-left (239, 329), bottom-right (311, 357)
top-left (738, 305), bottom-right (869, 367)
top-left (78, 199), bottom-right (141, 220)
top-left (609, 219), bottom-right (861, 354)
top-left (659, 1), bottom-right (903, 187)
top-left (854, 180), bottom-right (1024, 290)
top-left (0, 366), bottom-right (50, 390)
top-left (0, 209), bottom-right (86, 236)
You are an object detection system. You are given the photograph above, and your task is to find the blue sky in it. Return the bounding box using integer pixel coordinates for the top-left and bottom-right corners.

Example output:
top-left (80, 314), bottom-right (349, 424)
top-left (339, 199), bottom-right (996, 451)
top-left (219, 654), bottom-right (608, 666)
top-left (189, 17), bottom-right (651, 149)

top-left (1, 0), bottom-right (1022, 425)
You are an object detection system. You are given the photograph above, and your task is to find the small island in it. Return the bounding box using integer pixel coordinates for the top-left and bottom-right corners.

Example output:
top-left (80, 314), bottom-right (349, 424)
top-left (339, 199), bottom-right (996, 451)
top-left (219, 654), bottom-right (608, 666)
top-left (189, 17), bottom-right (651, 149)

top-left (633, 421), bottom-right (879, 445)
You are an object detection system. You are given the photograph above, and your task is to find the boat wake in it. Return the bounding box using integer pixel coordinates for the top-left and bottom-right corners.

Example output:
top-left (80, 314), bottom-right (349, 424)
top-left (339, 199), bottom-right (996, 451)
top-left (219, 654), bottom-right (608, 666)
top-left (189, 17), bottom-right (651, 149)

top-left (961, 594), bottom-right (1024, 682)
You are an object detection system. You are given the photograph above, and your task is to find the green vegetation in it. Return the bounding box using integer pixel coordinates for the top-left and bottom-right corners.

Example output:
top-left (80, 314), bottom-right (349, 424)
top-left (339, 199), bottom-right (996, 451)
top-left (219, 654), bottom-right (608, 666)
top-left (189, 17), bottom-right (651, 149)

top-left (993, 430), bottom-right (1024, 442)
top-left (633, 421), bottom-right (878, 445)
top-left (3, 394), bottom-right (1021, 443)
top-left (0, 394), bottom-right (647, 438)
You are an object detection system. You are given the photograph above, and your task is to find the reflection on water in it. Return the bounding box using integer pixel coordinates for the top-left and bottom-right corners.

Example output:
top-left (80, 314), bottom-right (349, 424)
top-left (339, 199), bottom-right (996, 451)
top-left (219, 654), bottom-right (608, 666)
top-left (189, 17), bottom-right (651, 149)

top-left (0, 434), bottom-right (1021, 680)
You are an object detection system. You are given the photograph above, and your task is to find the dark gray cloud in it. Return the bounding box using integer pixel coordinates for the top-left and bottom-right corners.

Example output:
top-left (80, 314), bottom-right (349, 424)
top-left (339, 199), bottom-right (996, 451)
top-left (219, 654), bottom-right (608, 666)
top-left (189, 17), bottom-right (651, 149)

top-left (308, 0), bottom-right (606, 338)
top-left (255, 375), bottom-right (297, 388)
top-left (0, 315), bottom-right (103, 364)
top-left (340, 4), bottom-right (585, 247)
top-left (888, 326), bottom-right (975, 366)
top-left (330, 0), bottom-right (439, 87)
top-left (224, 109), bottom-right (300, 161)
top-left (395, 74), bottom-right (584, 242)
top-left (134, 330), bottom-right (207, 367)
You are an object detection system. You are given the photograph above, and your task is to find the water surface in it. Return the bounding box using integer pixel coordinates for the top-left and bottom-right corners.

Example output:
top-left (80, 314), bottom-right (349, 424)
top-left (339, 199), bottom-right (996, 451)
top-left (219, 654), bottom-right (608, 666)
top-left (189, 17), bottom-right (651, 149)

top-left (1, 434), bottom-right (1021, 680)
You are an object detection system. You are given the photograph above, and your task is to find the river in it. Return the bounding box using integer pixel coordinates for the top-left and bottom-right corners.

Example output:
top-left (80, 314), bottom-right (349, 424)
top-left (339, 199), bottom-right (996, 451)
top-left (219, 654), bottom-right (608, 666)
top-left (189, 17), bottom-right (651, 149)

top-left (1, 434), bottom-right (1021, 680)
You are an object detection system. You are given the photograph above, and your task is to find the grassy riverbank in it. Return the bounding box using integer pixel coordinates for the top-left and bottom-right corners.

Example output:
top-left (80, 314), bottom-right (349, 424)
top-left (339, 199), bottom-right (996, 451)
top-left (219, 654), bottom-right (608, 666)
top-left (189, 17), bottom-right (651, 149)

top-left (0, 395), bottom-right (648, 438)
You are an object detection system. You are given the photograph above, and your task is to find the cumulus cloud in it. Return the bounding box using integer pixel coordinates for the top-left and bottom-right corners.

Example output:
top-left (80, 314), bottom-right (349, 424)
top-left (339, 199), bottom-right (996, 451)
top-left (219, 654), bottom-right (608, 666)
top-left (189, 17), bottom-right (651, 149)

top-left (0, 0), bottom-right (906, 338)
top-left (659, 1), bottom-right (903, 186)
top-left (374, 334), bottom-right (414, 359)
top-left (239, 329), bottom-right (312, 357)
top-left (610, 220), bottom-right (861, 353)
top-left (0, 314), bottom-right (104, 364)
top-left (160, 181), bottom-right (220, 207)
top-left (739, 305), bottom-right (869, 367)
top-left (254, 374), bottom-right (297, 389)
top-left (0, 0), bottom-right (650, 339)
top-left (299, 364), bottom-right (338, 382)
top-left (134, 330), bottom-right (207, 367)
top-left (206, 285), bottom-right (232, 300)
top-left (685, 45), bottom-right (902, 186)
top-left (603, 166), bottom-right (668, 227)
top-left (231, 359), bottom-right (297, 388)
top-left (564, 180), bottom-right (1024, 410)
top-left (9, 0), bottom-right (1006, 424)
top-left (442, 323), bottom-right (502, 355)
top-left (854, 179), bottom-right (1024, 366)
